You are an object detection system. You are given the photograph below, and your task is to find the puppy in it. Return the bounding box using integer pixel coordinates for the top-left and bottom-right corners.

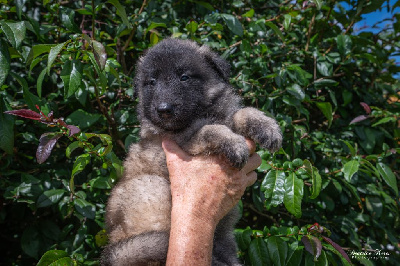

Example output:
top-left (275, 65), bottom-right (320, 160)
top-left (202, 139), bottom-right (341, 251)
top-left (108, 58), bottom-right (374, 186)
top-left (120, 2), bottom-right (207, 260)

top-left (101, 38), bottom-right (282, 265)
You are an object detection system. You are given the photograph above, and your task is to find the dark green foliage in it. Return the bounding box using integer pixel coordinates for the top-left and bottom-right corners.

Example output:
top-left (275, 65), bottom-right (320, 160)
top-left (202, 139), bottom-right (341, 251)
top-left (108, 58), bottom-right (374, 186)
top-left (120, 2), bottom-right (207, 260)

top-left (0, 0), bottom-right (399, 265)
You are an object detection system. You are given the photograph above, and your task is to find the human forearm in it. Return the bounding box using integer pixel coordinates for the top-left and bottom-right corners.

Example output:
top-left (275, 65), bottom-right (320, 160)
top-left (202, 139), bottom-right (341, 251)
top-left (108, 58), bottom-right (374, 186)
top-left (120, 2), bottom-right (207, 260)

top-left (167, 201), bottom-right (216, 266)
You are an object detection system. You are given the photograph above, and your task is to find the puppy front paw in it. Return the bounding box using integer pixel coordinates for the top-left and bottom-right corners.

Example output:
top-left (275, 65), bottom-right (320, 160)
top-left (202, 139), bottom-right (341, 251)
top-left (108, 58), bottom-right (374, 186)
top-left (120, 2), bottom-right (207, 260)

top-left (221, 135), bottom-right (249, 169)
top-left (256, 121), bottom-right (283, 152)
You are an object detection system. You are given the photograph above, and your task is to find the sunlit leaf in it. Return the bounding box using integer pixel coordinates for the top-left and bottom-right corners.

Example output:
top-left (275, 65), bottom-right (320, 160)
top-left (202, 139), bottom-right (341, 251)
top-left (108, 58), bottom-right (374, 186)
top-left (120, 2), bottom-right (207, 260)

top-left (37, 250), bottom-right (69, 266)
top-left (283, 172), bottom-right (303, 218)
top-left (221, 14), bottom-right (243, 37)
top-left (47, 41), bottom-right (69, 74)
top-left (0, 39), bottom-right (11, 87)
top-left (0, 21), bottom-right (26, 49)
top-left (315, 102), bottom-right (333, 128)
top-left (0, 96), bottom-right (14, 154)
top-left (261, 169), bottom-right (286, 207)
top-left (342, 160), bottom-right (359, 182)
top-left (376, 163), bottom-right (398, 195)
top-left (107, 0), bottom-right (132, 28)
top-left (37, 189), bottom-right (65, 208)
top-left (92, 40), bottom-right (107, 71)
top-left (248, 238), bottom-right (271, 265)
top-left (72, 154), bottom-right (91, 178)
top-left (267, 236), bottom-right (288, 265)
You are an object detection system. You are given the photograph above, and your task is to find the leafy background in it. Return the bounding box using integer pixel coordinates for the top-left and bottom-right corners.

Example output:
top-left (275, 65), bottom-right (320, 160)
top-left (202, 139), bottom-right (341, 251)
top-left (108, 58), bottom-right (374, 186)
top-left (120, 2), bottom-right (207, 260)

top-left (0, 0), bottom-right (399, 265)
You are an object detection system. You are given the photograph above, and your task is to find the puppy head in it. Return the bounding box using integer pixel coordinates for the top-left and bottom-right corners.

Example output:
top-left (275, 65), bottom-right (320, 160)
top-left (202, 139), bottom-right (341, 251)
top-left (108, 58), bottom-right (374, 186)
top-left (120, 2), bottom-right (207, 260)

top-left (135, 38), bottom-right (231, 132)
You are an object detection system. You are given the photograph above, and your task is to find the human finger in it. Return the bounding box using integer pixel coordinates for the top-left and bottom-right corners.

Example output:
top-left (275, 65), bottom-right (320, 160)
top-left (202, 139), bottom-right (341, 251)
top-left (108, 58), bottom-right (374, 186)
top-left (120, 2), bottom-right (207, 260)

top-left (162, 138), bottom-right (191, 163)
top-left (245, 171), bottom-right (257, 187)
top-left (241, 152), bottom-right (262, 174)
top-left (245, 139), bottom-right (256, 154)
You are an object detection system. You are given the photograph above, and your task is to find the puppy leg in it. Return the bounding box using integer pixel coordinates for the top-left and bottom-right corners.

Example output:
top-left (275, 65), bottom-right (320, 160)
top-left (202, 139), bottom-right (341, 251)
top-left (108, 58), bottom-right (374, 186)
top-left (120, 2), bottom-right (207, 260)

top-left (101, 231), bottom-right (169, 266)
top-left (180, 124), bottom-right (249, 169)
top-left (232, 107), bottom-right (282, 152)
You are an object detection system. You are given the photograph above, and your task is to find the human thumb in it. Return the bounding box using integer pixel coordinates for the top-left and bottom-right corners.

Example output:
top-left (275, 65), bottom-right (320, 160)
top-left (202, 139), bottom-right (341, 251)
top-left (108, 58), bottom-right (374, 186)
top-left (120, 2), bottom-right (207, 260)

top-left (161, 137), bottom-right (190, 163)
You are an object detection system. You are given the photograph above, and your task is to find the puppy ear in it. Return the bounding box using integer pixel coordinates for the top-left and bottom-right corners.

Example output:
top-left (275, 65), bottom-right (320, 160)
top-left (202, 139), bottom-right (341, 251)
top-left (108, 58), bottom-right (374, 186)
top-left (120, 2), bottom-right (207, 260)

top-left (200, 46), bottom-right (231, 82)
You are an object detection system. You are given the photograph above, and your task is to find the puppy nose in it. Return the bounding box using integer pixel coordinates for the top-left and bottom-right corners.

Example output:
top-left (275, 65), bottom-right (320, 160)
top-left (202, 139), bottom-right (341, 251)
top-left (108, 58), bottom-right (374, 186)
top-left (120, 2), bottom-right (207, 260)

top-left (156, 102), bottom-right (174, 116)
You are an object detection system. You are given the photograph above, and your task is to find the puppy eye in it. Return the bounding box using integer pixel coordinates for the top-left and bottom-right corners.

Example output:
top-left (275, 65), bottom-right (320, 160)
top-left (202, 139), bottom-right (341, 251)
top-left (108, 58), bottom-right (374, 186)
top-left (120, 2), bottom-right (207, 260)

top-left (149, 78), bottom-right (156, 86)
top-left (180, 75), bottom-right (190, 81)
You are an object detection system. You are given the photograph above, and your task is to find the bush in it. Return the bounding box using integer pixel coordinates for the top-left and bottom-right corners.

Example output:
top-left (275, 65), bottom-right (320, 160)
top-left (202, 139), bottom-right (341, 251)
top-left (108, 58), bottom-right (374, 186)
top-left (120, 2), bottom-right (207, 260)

top-left (0, 0), bottom-right (399, 265)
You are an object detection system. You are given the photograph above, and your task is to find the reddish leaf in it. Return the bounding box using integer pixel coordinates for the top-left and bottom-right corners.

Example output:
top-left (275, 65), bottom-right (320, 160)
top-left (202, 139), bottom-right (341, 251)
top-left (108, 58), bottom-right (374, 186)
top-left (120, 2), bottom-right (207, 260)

top-left (4, 109), bottom-right (41, 120)
top-left (301, 235), bottom-right (322, 261)
top-left (36, 132), bottom-right (63, 164)
top-left (67, 125), bottom-right (80, 136)
top-left (349, 115), bottom-right (369, 125)
top-left (360, 102), bottom-right (371, 114)
top-left (322, 236), bottom-right (351, 264)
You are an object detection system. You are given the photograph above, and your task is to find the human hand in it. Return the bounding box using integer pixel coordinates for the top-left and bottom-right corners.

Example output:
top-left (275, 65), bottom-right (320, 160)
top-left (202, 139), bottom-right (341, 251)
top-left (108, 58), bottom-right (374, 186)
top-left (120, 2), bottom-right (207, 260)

top-left (162, 137), bottom-right (261, 224)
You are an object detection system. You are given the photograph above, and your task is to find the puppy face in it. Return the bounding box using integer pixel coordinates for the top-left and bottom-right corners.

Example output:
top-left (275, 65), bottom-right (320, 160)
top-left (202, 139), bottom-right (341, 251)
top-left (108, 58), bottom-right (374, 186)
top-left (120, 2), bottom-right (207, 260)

top-left (135, 39), bottom-right (230, 132)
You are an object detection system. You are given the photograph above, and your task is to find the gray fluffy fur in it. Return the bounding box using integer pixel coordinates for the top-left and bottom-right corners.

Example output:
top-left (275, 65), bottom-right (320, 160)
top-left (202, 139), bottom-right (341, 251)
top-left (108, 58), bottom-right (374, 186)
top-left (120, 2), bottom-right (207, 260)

top-left (101, 38), bottom-right (282, 266)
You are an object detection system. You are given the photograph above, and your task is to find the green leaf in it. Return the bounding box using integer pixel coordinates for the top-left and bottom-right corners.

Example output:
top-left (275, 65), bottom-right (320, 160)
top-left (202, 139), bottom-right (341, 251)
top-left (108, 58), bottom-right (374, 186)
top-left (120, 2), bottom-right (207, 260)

top-left (283, 172), bottom-right (304, 218)
top-left (286, 249), bottom-right (303, 266)
top-left (186, 21), bottom-right (198, 34)
top-left (242, 8), bottom-right (255, 18)
top-left (72, 154), bottom-right (91, 178)
top-left (0, 39), bottom-right (11, 87)
top-left (265, 21), bottom-right (285, 41)
top-left (92, 40), bottom-right (107, 71)
top-left (193, 1), bottom-right (215, 11)
top-left (342, 160), bottom-right (360, 183)
top-left (66, 141), bottom-right (83, 158)
top-left (365, 196), bottom-right (383, 218)
top-left (47, 41), bottom-right (69, 74)
top-left (74, 198), bottom-right (96, 219)
top-left (37, 189), bottom-right (65, 208)
top-left (66, 109), bottom-right (101, 129)
top-left (37, 67), bottom-right (47, 98)
top-left (317, 58), bottom-right (333, 77)
top-left (341, 140), bottom-right (356, 157)
top-left (107, 0), bottom-right (132, 29)
top-left (261, 169), bottom-right (286, 207)
top-left (150, 32), bottom-right (159, 46)
top-left (60, 7), bottom-right (81, 32)
top-left (371, 116), bottom-right (396, 127)
top-left (376, 163), bottom-right (398, 195)
top-left (311, 0), bottom-right (323, 9)
top-left (248, 238), bottom-right (271, 266)
top-left (287, 84), bottom-right (305, 101)
top-left (266, 236), bottom-right (288, 265)
top-left (0, 21), bottom-right (26, 49)
top-left (37, 250), bottom-right (69, 266)
top-left (9, 72), bottom-right (41, 110)
top-left (283, 14), bottom-right (292, 30)
top-left (336, 35), bottom-right (352, 56)
top-left (221, 14), bottom-right (243, 37)
top-left (15, 0), bottom-right (27, 20)
top-left (303, 160), bottom-right (322, 199)
top-left (60, 60), bottom-right (83, 98)
top-left (315, 102), bottom-right (333, 128)
top-left (86, 51), bottom-right (107, 92)
top-left (21, 226), bottom-right (40, 259)
top-left (234, 228), bottom-right (252, 250)
top-left (0, 96), bottom-right (14, 154)
top-left (287, 65), bottom-right (312, 86)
